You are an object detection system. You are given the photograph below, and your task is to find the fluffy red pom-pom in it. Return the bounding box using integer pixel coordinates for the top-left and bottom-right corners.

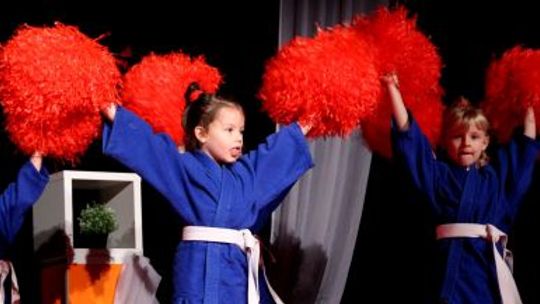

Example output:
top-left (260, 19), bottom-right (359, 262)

top-left (259, 25), bottom-right (380, 138)
top-left (0, 23), bottom-right (121, 162)
top-left (483, 46), bottom-right (540, 143)
top-left (122, 52), bottom-right (222, 145)
top-left (361, 92), bottom-right (443, 158)
top-left (355, 6), bottom-right (444, 158)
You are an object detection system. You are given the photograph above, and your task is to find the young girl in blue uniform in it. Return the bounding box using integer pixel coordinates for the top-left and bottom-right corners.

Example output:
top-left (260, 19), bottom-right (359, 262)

top-left (384, 73), bottom-right (538, 304)
top-left (0, 152), bottom-right (49, 303)
top-left (101, 85), bottom-right (313, 304)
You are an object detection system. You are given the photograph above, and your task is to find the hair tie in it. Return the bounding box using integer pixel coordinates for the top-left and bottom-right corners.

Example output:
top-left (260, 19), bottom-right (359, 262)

top-left (185, 82), bottom-right (204, 105)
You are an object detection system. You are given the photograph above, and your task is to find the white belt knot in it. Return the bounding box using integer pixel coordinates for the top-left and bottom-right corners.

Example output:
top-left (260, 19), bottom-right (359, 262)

top-left (182, 226), bottom-right (284, 304)
top-left (241, 229), bottom-right (258, 251)
top-left (485, 224), bottom-right (506, 244)
top-left (436, 223), bottom-right (521, 304)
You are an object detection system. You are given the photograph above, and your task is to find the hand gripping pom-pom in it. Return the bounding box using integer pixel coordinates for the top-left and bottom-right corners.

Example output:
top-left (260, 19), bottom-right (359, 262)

top-left (355, 6), bottom-right (444, 158)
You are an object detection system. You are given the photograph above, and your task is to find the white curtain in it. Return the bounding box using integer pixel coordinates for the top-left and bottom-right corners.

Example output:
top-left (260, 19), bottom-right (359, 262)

top-left (269, 1), bottom-right (388, 303)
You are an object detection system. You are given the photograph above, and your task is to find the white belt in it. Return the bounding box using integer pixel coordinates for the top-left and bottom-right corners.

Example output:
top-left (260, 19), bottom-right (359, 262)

top-left (436, 223), bottom-right (521, 304)
top-left (0, 260), bottom-right (19, 304)
top-left (182, 226), bottom-right (284, 304)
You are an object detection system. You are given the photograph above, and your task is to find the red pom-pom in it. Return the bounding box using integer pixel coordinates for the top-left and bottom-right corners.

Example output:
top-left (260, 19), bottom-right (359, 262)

top-left (0, 23), bottom-right (121, 162)
top-left (259, 25), bottom-right (380, 138)
top-left (355, 6), bottom-right (444, 158)
top-left (122, 52), bottom-right (222, 145)
top-left (361, 92), bottom-right (443, 158)
top-left (483, 46), bottom-right (540, 143)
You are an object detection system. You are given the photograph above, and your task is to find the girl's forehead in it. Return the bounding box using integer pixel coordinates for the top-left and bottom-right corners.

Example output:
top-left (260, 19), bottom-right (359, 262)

top-left (448, 121), bottom-right (486, 134)
top-left (467, 123), bottom-right (486, 132)
top-left (214, 106), bottom-right (245, 123)
top-left (216, 106), bottom-right (243, 117)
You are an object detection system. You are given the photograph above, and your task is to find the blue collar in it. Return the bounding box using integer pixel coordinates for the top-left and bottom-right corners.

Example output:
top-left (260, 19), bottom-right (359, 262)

top-left (193, 150), bottom-right (222, 180)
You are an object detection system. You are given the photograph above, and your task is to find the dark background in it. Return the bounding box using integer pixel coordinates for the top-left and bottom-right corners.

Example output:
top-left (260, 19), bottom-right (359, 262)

top-left (2, 0), bottom-right (540, 303)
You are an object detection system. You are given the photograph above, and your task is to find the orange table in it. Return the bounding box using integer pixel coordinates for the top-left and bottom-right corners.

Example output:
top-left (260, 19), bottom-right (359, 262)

top-left (42, 264), bottom-right (123, 304)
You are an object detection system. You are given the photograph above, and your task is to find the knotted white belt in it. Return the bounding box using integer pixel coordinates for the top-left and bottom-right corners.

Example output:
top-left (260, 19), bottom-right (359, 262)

top-left (182, 226), bottom-right (284, 304)
top-left (436, 223), bottom-right (521, 304)
top-left (0, 260), bottom-right (19, 304)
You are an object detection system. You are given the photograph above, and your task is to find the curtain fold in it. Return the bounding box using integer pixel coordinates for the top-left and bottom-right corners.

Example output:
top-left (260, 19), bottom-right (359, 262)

top-left (269, 3), bottom-right (386, 303)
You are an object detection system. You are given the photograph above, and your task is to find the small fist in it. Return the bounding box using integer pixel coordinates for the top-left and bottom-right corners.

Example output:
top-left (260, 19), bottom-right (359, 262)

top-left (30, 151), bottom-right (43, 171)
top-left (381, 72), bottom-right (399, 87)
top-left (101, 103), bottom-right (117, 121)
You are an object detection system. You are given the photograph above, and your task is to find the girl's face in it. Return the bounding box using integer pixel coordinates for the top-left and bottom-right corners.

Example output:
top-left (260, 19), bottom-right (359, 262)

top-left (196, 106), bottom-right (245, 164)
top-left (445, 123), bottom-right (489, 167)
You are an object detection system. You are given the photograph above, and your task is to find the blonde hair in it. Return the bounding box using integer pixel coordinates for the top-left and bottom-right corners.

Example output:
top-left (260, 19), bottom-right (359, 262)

top-left (442, 97), bottom-right (490, 167)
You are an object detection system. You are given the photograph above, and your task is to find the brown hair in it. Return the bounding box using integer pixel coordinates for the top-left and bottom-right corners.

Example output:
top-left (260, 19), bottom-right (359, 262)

top-left (182, 83), bottom-right (243, 151)
top-left (442, 97), bottom-right (490, 167)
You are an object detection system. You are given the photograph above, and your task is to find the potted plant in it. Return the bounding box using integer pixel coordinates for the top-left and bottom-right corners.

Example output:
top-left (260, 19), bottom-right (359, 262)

top-left (77, 202), bottom-right (119, 248)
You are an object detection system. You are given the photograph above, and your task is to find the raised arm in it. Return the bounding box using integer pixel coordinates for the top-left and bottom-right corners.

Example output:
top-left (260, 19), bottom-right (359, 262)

top-left (497, 106), bottom-right (540, 218)
top-left (382, 73), bottom-right (409, 131)
top-left (101, 105), bottom-right (192, 217)
top-left (234, 122), bottom-right (314, 214)
top-left (0, 155), bottom-right (49, 243)
top-left (386, 73), bottom-right (440, 204)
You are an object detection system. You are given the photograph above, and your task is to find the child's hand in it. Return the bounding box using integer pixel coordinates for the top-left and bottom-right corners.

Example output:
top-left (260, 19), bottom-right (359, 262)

top-left (381, 72), bottom-right (399, 88)
top-left (383, 72), bottom-right (409, 130)
top-left (299, 122), bottom-right (312, 136)
top-left (30, 151), bottom-right (43, 171)
top-left (299, 113), bottom-right (315, 136)
top-left (101, 103), bottom-right (117, 121)
top-left (524, 106), bottom-right (536, 139)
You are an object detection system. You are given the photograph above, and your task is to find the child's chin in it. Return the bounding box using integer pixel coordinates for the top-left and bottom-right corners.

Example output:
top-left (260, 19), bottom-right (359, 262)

top-left (458, 160), bottom-right (476, 167)
top-left (456, 157), bottom-right (476, 167)
top-left (224, 156), bottom-right (240, 163)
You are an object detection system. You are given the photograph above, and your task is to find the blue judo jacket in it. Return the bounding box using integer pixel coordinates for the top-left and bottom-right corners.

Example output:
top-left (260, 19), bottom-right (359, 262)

top-left (103, 107), bottom-right (314, 303)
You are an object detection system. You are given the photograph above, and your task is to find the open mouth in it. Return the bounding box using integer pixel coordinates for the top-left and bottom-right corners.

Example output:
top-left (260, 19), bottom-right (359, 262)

top-left (231, 147), bottom-right (242, 157)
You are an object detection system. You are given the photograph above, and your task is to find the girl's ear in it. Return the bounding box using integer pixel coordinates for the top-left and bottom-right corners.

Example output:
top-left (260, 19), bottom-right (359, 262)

top-left (194, 126), bottom-right (208, 144)
top-left (482, 135), bottom-right (490, 151)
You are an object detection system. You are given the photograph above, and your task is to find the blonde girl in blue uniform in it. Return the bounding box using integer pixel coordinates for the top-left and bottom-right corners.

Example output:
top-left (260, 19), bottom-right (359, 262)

top-left (385, 72), bottom-right (538, 304)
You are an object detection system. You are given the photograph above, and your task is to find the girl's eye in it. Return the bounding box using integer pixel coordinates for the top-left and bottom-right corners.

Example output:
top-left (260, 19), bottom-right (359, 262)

top-left (470, 133), bottom-right (482, 140)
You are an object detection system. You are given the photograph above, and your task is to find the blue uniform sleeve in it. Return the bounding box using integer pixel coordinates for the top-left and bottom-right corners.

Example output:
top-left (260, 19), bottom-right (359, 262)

top-left (494, 134), bottom-right (540, 216)
top-left (233, 123), bottom-right (314, 214)
top-left (0, 161), bottom-right (49, 243)
top-left (102, 107), bottom-right (191, 216)
top-left (391, 114), bottom-right (439, 202)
